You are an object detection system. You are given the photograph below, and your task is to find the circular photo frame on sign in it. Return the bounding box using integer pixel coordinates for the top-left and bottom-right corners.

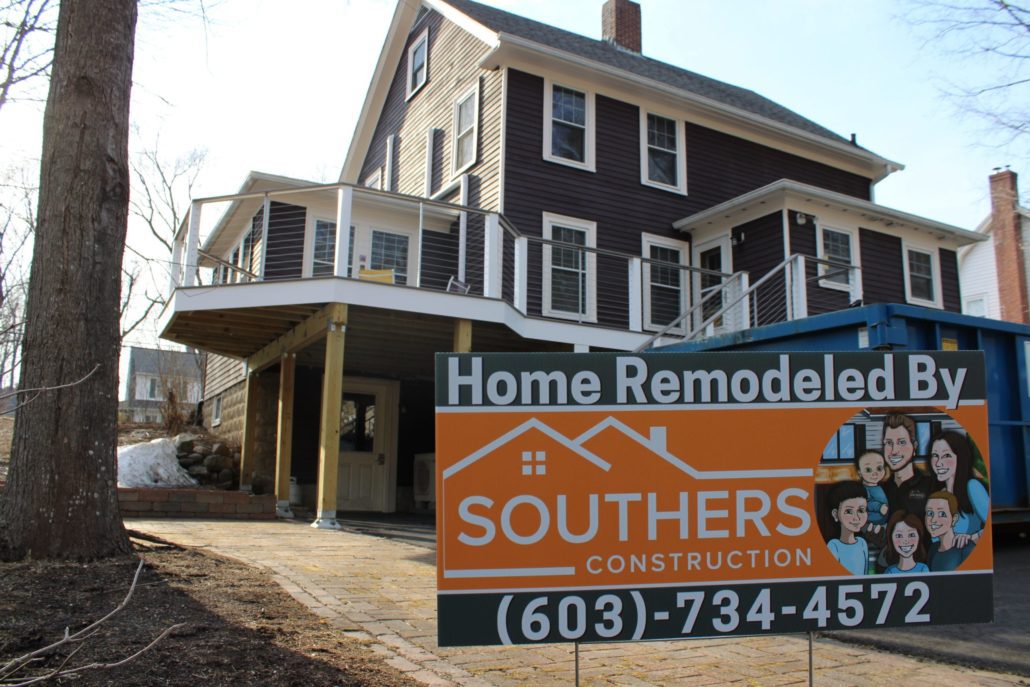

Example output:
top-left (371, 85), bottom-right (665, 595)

top-left (814, 409), bottom-right (989, 576)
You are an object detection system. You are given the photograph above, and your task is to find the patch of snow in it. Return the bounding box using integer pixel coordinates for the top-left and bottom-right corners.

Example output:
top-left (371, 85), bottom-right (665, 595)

top-left (117, 438), bottom-right (197, 488)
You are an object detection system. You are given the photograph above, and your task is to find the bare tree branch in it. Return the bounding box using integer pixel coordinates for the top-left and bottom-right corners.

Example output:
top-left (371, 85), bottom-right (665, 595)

top-left (0, 0), bottom-right (55, 113)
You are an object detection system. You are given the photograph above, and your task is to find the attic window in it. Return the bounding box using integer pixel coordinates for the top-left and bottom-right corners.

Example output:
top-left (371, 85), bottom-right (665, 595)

top-left (407, 28), bottom-right (429, 99)
top-left (543, 80), bottom-right (595, 171)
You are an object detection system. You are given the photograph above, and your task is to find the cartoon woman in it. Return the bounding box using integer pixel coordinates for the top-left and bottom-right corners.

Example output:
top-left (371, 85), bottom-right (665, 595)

top-left (930, 430), bottom-right (989, 546)
top-left (883, 511), bottom-right (929, 574)
top-left (856, 451), bottom-right (890, 535)
top-left (826, 481), bottom-right (869, 576)
top-left (925, 491), bottom-right (975, 572)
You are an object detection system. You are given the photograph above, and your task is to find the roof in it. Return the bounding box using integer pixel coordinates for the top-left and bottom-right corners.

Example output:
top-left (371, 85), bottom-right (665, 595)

top-left (127, 347), bottom-right (204, 379)
top-left (444, 0), bottom-right (850, 145)
top-left (673, 179), bottom-right (987, 245)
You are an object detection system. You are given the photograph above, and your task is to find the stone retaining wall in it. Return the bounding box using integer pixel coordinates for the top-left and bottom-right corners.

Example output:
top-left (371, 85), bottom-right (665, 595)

top-left (118, 488), bottom-right (276, 519)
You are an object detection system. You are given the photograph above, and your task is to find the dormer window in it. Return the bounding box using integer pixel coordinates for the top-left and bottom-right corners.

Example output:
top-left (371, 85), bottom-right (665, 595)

top-left (543, 80), bottom-right (595, 171)
top-left (406, 28), bottom-right (429, 99)
top-left (640, 111), bottom-right (686, 194)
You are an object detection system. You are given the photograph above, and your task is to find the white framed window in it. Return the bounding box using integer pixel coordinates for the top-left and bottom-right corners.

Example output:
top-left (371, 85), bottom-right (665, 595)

top-left (452, 84), bottom-right (479, 175)
top-left (903, 243), bottom-right (942, 308)
top-left (312, 219), bottom-right (338, 277)
top-left (363, 169), bottom-right (382, 190)
top-left (641, 234), bottom-right (690, 332)
top-left (370, 229), bottom-right (410, 285)
top-left (406, 28), bottom-right (429, 99)
top-left (212, 395), bottom-right (222, 426)
top-left (963, 293), bottom-right (987, 318)
top-left (542, 213), bottom-right (597, 322)
top-left (228, 245), bottom-right (241, 283)
top-left (543, 80), bottom-right (595, 171)
top-left (817, 226), bottom-right (856, 291)
top-left (640, 111), bottom-right (686, 194)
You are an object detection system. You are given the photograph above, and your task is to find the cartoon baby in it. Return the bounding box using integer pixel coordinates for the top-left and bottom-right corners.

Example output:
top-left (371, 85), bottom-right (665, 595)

top-left (856, 451), bottom-right (889, 535)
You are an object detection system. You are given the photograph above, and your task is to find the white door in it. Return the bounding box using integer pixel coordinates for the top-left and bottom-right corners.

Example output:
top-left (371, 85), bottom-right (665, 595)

top-left (337, 378), bottom-right (399, 512)
top-left (691, 235), bottom-right (732, 335)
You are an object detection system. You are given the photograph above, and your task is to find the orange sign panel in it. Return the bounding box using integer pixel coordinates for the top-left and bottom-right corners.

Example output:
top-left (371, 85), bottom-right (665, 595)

top-left (435, 352), bottom-right (992, 646)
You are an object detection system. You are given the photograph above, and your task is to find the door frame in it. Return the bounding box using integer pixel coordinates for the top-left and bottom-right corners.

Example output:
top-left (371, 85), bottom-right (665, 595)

top-left (691, 233), bottom-right (732, 334)
top-left (337, 376), bottom-right (400, 513)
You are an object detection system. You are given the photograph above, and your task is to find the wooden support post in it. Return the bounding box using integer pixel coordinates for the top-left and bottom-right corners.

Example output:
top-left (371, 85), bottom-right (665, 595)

top-left (312, 303), bottom-right (348, 529)
top-left (453, 318), bottom-right (472, 353)
top-left (275, 353), bottom-right (296, 518)
top-left (239, 369), bottom-right (261, 490)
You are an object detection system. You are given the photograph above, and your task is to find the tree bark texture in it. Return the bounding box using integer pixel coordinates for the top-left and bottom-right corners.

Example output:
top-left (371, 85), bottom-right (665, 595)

top-left (0, 0), bottom-right (138, 560)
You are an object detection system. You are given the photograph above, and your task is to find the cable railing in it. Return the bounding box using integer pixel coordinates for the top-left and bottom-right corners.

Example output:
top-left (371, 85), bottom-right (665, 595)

top-left (170, 182), bottom-right (854, 343)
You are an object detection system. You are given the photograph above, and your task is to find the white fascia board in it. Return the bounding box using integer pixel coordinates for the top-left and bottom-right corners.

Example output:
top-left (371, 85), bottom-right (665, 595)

top-left (163, 279), bottom-right (651, 352)
top-left (673, 179), bottom-right (987, 246)
top-left (481, 36), bottom-right (902, 183)
top-left (340, 0), bottom-right (500, 184)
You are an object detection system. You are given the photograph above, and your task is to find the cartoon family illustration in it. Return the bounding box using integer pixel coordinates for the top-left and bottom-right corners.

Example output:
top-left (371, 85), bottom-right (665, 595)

top-left (822, 412), bottom-right (988, 576)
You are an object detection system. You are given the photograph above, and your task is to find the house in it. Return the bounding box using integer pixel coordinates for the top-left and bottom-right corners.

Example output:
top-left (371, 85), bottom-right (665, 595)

top-left (158, 0), bottom-right (985, 527)
top-left (119, 346), bottom-right (205, 424)
top-left (958, 168), bottom-right (1029, 323)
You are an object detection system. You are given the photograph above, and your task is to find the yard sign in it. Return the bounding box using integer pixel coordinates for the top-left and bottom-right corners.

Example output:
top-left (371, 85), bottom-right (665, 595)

top-left (435, 351), bottom-right (992, 646)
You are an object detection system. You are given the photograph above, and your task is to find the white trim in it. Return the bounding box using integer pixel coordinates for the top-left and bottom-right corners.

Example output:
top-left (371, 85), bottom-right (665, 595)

top-left (211, 394), bottom-right (222, 426)
top-left (542, 79), bottom-right (595, 172)
top-left (498, 66), bottom-right (509, 214)
top-left (962, 292), bottom-right (988, 318)
top-left (363, 169), bottom-right (382, 190)
top-left (304, 216), bottom-right (339, 278)
top-left (405, 27), bottom-right (429, 100)
top-left (639, 110), bottom-right (687, 195)
top-left (903, 241), bottom-right (943, 309)
top-left (384, 135), bottom-right (396, 192)
top-left (816, 224), bottom-right (857, 293)
top-left (542, 212), bottom-right (597, 323)
top-left (641, 233), bottom-right (690, 333)
top-left (451, 82), bottom-right (480, 177)
top-left (424, 127), bottom-right (435, 196)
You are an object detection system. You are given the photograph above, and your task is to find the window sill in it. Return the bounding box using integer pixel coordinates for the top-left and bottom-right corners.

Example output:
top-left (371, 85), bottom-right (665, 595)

top-left (906, 296), bottom-right (942, 310)
top-left (641, 178), bottom-right (687, 196)
top-left (817, 278), bottom-right (853, 293)
top-left (542, 309), bottom-right (598, 324)
top-left (543, 154), bottom-right (595, 173)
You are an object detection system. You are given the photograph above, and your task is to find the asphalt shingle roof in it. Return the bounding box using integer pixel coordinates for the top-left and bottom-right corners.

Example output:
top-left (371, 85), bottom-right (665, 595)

top-left (444, 0), bottom-right (851, 145)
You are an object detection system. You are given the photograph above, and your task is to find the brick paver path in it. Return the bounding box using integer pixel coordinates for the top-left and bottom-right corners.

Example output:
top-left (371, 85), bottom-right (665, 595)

top-left (129, 519), bottom-right (1025, 687)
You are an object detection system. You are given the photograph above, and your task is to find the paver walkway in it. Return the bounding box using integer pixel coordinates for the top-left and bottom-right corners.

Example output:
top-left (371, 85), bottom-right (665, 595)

top-left (129, 518), bottom-right (1026, 687)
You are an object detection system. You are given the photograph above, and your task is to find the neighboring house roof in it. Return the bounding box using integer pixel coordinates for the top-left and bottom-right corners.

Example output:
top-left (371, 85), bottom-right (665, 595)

top-left (673, 179), bottom-right (987, 246)
top-left (341, 0), bottom-right (901, 183)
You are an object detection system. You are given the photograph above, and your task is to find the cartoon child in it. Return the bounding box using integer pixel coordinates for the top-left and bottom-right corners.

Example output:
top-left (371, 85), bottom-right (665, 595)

top-left (826, 481), bottom-right (869, 576)
top-left (883, 510), bottom-right (929, 574)
top-left (930, 430), bottom-right (989, 547)
top-left (882, 413), bottom-right (933, 518)
top-left (856, 451), bottom-right (889, 535)
top-left (925, 491), bottom-right (975, 572)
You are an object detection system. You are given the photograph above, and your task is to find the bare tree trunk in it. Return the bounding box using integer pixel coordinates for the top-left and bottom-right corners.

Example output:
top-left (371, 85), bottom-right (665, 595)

top-left (0, 0), bottom-right (138, 560)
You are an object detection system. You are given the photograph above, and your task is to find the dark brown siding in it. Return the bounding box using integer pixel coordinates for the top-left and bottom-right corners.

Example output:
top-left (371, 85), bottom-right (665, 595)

top-left (503, 69), bottom-right (873, 324)
top-left (859, 228), bottom-right (906, 305)
top-left (263, 201), bottom-right (306, 281)
top-left (733, 213), bottom-right (786, 325)
top-left (940, 248), bottom-right (961, 312)
top-left (359, 10), bottom-right (502, 213)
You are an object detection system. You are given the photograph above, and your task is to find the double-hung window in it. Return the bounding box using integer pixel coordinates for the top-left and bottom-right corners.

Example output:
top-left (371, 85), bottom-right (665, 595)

top-left (452, 85), bottom-right (478, 174)
top-left (641, 112), bottom-right (686, 194)
top-left (370, 230), bottom-right (409, 286)
top-left (642, 234), bottom-right (689, 331)
top-left (406, 29), bottom-right (429, 98)
top-left (542, 213), bottom-right (597, 322)
top-left (904, 245), bottom-right (940, 307)
top-left (818, 226), bottom-right (854, 290)
top-left (544, 81), bottom-right (594, 171)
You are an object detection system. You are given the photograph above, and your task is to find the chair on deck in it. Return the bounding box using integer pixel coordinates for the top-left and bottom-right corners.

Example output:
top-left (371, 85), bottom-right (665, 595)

top-left (358, 267), bottom-right (395, 284)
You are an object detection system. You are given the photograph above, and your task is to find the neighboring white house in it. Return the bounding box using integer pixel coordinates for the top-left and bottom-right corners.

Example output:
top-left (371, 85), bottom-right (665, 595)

top-left (959, 169), bottom-right (1030, 323)
top-left (119, 346), bottom-right (204, 424)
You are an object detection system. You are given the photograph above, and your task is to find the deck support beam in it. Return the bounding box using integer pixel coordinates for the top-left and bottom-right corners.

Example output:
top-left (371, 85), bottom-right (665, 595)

top-left (312, 303), bottom-right (348, 530)
top-left (453, 318), bottom-right (472, 353)
top-left (274, 353), bottom-right (296, 518)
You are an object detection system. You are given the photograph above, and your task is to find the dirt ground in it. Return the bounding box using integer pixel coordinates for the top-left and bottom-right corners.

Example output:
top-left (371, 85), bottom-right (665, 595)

top-left (0, 536), bottom-right (419, 686)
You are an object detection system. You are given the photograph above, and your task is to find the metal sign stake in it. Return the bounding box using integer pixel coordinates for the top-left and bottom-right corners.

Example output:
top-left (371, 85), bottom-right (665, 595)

top-left (808, 631), bottom-right (814, 686)
top-left (575, 641), bottom-right (580, 687)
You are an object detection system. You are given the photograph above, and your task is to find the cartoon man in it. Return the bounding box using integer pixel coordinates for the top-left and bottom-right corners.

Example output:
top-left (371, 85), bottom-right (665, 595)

top-left (881, 414), bottom-right (933, 518)
top-left (925, 491), bottom-right (975, 572)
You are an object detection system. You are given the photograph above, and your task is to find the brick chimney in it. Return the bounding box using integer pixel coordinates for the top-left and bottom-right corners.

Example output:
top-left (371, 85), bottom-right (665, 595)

top-left (602, 0), bottom-right (641, 53)
top-left (989, 168), bottom-right (1029, 323)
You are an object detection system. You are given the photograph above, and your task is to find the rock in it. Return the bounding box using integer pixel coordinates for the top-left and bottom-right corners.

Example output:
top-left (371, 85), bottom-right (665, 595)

top-left (203, 454), bottom-right (233, 472)
top-left (211, 442), bottom-right (231, 457)
top-left (250, 473), bottom-right (273, 496)
top-left (178, 455), bottom-right (202, 468)
top-left (174, 433), bottom-right (200, 453)
top-left (192, 443), bottom-right (212, 456)
top-left (217, 468), bottom-right (234, 484)
top-left (187, 452), bottom-right (204, 463)
top-left (188, 464), bottom-right (209, 477)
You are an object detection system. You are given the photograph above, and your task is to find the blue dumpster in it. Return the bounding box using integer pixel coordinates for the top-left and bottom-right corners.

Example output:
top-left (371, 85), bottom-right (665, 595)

top-left (650, 303), bottom-right (1030, 521)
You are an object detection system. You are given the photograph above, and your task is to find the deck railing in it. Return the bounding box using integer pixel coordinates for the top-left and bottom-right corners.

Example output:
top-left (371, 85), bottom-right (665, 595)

top-left (169, 183), bottom-right (851, 342)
